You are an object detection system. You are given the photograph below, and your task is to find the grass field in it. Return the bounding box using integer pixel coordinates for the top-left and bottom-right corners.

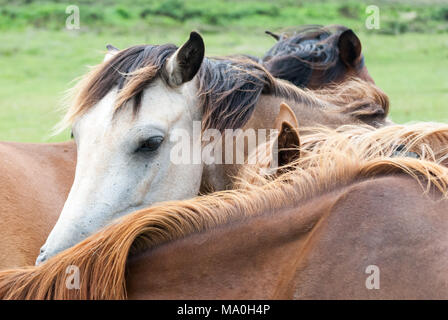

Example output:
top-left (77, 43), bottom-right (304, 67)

top-left (0, 1), bottom-right (447, 142)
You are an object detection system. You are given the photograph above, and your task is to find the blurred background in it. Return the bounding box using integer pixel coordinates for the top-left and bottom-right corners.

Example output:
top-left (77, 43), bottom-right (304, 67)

top-left (0, 0), bottom-right (447, 142)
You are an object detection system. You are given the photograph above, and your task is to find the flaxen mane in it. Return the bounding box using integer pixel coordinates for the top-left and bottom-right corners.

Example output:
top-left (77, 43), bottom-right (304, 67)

top-left (312, 78), bottom-right (389, 127)
top-left (57, 41), bottom-right (388, 133)
top-left (263, 25), bottom-right (364, 87)
top-left (238, 122), bottom-right (448, 190)
top-left (1, 123), bottom-right (448, 300)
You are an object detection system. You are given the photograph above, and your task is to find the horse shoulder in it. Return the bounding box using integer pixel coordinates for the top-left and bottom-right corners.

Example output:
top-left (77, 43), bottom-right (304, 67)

top-left (0, 141), bottom-right (76, 268)
top-left (125, 194), bottom-right (336, 299)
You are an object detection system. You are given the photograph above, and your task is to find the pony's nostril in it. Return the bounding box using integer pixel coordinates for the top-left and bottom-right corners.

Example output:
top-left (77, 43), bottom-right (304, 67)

top-left (35, 252), bottom-right (47, 265)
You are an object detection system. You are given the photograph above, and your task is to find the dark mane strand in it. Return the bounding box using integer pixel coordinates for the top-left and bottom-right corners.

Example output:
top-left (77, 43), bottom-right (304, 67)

top-left (198, 57), bottom-right (276, 132)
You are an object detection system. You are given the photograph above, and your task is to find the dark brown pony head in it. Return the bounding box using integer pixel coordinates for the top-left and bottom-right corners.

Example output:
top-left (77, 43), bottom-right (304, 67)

top-left (262, 25), bottom-right (374, 89)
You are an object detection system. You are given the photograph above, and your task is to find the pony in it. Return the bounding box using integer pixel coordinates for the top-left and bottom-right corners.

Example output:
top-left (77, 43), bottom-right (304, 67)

top-left (35, 31), bottom-right (390, 264)
top-left (2, 121), bottom-right (448, 299)
top-left (262, 25), bottom-right (374, 88)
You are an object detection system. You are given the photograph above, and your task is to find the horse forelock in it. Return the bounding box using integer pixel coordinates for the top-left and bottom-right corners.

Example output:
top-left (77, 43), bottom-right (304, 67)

top-left (3, 123), bottom-right (448, 300)
top-left (56, 44), bottom-right (178, 132)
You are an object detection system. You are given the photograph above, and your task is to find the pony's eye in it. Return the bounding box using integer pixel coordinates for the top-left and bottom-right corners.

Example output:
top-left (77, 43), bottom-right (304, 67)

top-left (136, 136), bottom-right (164, 153)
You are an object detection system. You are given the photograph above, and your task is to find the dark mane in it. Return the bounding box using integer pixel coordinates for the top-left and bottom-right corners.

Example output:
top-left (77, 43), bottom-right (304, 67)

top-left (262, 25), bottom-right (364, 87)
top-left (198, 57), bottom-right (276, 132)
top-left (61, 44), bottom-right (177, 125)
top-left (98, 44), bottom-right (179, 115)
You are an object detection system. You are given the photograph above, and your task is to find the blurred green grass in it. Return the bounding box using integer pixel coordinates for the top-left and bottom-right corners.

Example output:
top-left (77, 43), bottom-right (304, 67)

top-left (0, 0), bottom-right (447, 142)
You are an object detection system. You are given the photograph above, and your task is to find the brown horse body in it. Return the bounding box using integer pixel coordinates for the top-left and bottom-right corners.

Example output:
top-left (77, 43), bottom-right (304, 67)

top-left (0, 141), bottom-right (76, 268)
top-left (127, 175), bottom-right (448, 299)
top-left (127, 123), bottom-right (448, 299)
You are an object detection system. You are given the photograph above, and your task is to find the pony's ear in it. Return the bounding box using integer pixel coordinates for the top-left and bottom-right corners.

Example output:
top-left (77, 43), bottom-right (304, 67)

top-left (274, 102), bottom-right (299, 131)
top-left (277, 121), bottom-right (300, 167)
top-left (103, 44), bottom-right (119, 62)
top-left (265, 30), bottom-right (280, 41)
top-left (338, 29), bottom-right (362, 67)
top-left (274, 102), bottom-right (300, 167)
top-left (106, 44), bottom-right (119, 52)
top-left (165, 31), bottom-right (205, 86)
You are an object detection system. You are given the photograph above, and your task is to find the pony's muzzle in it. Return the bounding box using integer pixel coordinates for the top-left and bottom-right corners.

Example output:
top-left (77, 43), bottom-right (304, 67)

top-left (35, 247), bottom-right (48, 265)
